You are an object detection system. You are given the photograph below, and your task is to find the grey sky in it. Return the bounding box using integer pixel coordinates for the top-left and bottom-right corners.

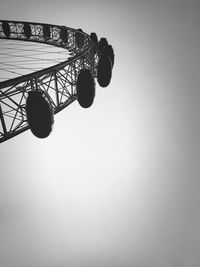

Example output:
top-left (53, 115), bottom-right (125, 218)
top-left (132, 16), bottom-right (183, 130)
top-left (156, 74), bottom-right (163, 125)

top-left (0, 1), bottom-right (200, 267)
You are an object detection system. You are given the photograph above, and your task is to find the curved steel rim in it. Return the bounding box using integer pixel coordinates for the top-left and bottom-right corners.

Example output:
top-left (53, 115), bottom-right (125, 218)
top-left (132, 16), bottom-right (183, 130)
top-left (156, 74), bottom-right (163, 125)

top-left (0, 20), bottom-right (100, 143)
top-left (0, 20), bottom-right (93, 89)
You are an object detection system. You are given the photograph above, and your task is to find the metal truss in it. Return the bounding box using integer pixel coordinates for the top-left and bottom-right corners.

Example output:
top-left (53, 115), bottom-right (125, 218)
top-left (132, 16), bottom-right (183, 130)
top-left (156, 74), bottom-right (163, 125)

top-left (0, 20), bottom-right (99, 143)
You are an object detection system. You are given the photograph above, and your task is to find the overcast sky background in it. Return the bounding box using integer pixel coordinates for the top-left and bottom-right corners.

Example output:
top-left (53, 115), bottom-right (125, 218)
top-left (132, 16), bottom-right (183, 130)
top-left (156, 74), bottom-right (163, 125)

top-left (0, 0), bottom-right (200, 267)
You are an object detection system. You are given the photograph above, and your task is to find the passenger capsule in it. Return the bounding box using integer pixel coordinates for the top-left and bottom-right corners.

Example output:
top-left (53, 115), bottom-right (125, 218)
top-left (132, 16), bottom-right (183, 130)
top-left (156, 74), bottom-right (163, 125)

top-left (26, 90), bottom-right (54, 138)
top-left (60, 27), bottom-right (68, 43)
top-left (43, 24), bottom-right (51, 41)
top-left (103, 44), bottom-right (115, 68)
top-left (97, 55), bottom-right (112, 88)
top-left (2, 21), bottom-right (10, 38)
top-left (98, 37), bottom-right (108, 53)
top-left (90, 32), bottom-right (98, 46)
top-left (75, 28), bottom-right (84, 49)
top-left (24, 23), bottom-right (31, 39)
top-left (77, 69), bottom-right (95, 108)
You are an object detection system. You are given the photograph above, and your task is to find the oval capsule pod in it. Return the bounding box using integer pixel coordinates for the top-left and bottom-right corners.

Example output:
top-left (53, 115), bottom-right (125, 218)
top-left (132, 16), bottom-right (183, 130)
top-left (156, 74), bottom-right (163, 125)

top-left (90, 32), bottom-right (98, 46)
top-left (77, 69), bottom-right (95, 108)
top-left (2, 21), bottom-right (10, 38)
top-left (90, 32), bottom-right (98, 54)
top-left (26, 90), bottom-right (54, 138)
top-left (24, 23), bottom-right (31, 39)
top-left (97, 55), bottom-right (112, 88)
top-left (103, 44), bottom-right (115, 68)
top-left (60, 27), bottom-right (68, 43)
top-left (75, 28), bottom-right (84, 49)
top-left (98, 37), bottom-right (108, 53)
top-left (43, 24), bottom-right (51, 41)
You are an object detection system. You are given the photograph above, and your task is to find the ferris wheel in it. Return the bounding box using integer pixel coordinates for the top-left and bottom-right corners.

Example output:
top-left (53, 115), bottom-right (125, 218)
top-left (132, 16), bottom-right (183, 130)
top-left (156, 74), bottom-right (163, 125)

top-left (0, 20), bottom-right (115, 143)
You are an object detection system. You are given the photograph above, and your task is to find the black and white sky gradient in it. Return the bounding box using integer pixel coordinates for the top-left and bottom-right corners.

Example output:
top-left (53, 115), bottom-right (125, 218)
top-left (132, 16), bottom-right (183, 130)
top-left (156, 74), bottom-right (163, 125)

top-left (0, 0), bottom-right (200, 266)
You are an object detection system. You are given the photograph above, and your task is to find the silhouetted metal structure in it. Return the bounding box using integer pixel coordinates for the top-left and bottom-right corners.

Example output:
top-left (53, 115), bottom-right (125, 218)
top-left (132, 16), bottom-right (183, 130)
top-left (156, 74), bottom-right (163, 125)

top-left (0, 20), bottom-right (114, 142)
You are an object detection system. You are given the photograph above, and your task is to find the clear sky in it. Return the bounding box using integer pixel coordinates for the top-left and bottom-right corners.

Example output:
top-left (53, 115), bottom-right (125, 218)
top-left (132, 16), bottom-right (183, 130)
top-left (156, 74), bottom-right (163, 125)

top-left (0, 0), bottom-right (200, 267)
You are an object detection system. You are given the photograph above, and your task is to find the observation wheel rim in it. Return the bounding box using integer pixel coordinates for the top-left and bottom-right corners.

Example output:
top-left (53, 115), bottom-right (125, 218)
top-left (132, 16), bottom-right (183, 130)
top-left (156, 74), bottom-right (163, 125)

top-left (0, 20), bottom-right (101, 143)
top-left (0, 19), bottom-right (93, 89)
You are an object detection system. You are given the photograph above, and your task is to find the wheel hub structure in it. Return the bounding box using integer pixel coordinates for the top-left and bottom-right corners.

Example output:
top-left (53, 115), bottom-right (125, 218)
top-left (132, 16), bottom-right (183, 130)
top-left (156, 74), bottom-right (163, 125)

top-left (0, 20), bottom-right (114, 143)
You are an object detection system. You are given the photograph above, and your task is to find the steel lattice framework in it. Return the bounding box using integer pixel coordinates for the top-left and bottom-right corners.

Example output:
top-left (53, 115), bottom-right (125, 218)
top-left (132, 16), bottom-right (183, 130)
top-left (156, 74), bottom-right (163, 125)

top-left (0, 20), bottom-right (100, 143)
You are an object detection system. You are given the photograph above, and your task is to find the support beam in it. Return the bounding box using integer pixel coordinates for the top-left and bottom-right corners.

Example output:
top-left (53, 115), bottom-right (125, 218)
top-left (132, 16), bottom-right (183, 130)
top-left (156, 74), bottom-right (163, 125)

top-left (0, 103), bottom-right (7, 135)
